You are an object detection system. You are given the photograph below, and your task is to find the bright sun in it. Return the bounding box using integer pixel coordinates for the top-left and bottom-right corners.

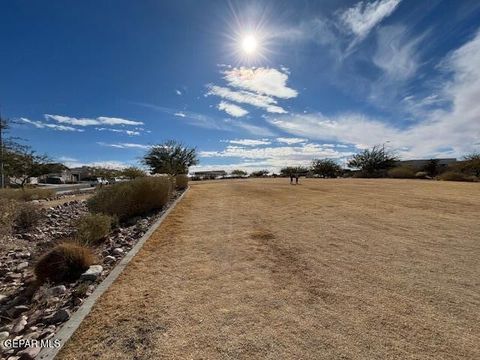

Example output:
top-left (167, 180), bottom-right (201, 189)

top-left (241, 35), bottom-right (258, 54)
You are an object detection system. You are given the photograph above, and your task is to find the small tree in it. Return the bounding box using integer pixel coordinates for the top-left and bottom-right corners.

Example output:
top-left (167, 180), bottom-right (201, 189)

top-left (143, 140), bottom-right (198, 175)
top-left (311, 159), bottom-right (341, 178)
top-left (422, 159), bottom-right (440, 177)
top-left (121, 166), bottom-right (146, 179)
top-left (4, 146), bottom-right (59, 188)
top-left (231, 169), bottom-right (248, 177)
top-left (280, 166), bottom-right (308, 177)
top-left (348, 145), bottom-right (398, 177)
top-left (461, 153), bottom-right (480, 177)
top-left (250, 170), bottom-right (269, 177)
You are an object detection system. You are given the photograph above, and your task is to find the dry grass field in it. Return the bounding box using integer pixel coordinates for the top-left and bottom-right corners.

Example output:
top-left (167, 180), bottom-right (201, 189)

top-left (58, 179), bottom-right (480, 359)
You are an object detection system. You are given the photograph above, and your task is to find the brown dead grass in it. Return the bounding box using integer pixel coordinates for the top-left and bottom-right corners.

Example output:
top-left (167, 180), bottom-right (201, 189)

top-left (58, 179), bottom-right (480, 360)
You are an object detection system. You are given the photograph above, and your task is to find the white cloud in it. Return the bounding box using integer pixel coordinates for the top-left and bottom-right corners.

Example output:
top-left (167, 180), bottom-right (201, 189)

top-left (217, 101), bottom-right (249, 117)
top-left (97, 142), bottom-right (151, 150)
top-left (44, 114), bottom-right (143, 127)
top-left (225, 139), bottom-right (271, 146)
top-left (175, 89), bottom-right (182, 95)
top-left (276, 137), bottom-right (307, 145)
top-left (223, 67), bottom-right (298, 99)
top-left (21, 118), bottom-right (84, 132)
top-left (340, 0), bottom-right (402, 41)
top-left (174, 112), bottom-right (186, 117)
top-left (95, 128), bottom-right (141, 136)
top-left (200, 143), bottom-right (350, 162)
top-left (61, 160), bottom-right (131, 170)
top-left (206, 85), bottom-right (287, 114)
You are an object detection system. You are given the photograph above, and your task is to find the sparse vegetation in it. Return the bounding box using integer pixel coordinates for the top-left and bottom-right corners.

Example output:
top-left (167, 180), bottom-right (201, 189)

top-left (120, 166), bottom-right (147, 179)
top-left (0, 187), bottom-right (54, 201)
top-left (143, 140), bottom-right (198, 175)
top-left (250, 170), bottom-right (270, 177)
top-left (280, 166), bottom-right (308, 177)
top-left (175, 174), bottom-right (189, 190)
top-left (0, 198), bottom-right (17, 239)
top-left (76, 213), bottom-right (113, 244)
top-left (311, 159), bottom-right (341, 178)
top-left (87, 176), bottom-right (173, 221)
top-left (388, 166), bottom-right (416, 179)
top-left (438, 171), bottom-right (477, 182)
top-left (231, 169), bottom-right (248, 177)
top-left (35, 242), bottom-right (95, 284)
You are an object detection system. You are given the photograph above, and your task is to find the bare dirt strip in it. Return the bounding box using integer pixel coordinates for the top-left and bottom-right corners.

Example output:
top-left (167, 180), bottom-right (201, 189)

top-left (58, 179), bottom-right (480, 359)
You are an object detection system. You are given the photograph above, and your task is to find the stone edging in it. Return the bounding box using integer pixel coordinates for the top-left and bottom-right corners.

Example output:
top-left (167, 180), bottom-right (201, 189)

top-left (37, 187), bottom-right (189, 360)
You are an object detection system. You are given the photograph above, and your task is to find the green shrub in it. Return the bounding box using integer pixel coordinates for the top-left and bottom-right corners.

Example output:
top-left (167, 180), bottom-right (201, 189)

top-left (438, 171), bottom-right (477, 182)
top-left (388, 166), bottom-right (416, 179)
top-left (15, 202), bottom-right (43, 231)
top-left (0, 188), bottom-right (55, 201)
top-left (35, 242), bottom-right (95, 284)
top-left (0, 198), bottom-right (18, 239)
top-left (175, 174), bottom-right (189, 190)
top-left (76, 213), bottom-right (113, 244)
top-left (87, 176), bottom-right (173, 222)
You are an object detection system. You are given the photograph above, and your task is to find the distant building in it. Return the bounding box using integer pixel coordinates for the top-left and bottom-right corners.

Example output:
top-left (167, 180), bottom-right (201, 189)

top-left (192, 170), bottom-right (227, 180)
top-left (396, 158), bottom-right (457, 169)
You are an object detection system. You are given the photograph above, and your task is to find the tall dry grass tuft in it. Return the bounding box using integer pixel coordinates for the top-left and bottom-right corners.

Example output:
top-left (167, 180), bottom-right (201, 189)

top-left (35, 242), bottom-right (95, 284)
top-left (87, 176), bottom-right (173, 221)
top-left (175, 174), bottom-right (189, 190)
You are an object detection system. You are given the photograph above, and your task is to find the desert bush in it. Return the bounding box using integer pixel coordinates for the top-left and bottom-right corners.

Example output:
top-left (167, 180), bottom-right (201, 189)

top-left (388, 166), bottom-right (416, 179)
top-left (87, 176), bottom-right (173, 221)
top-left (0, 188), bottom-right (54, 201)
top-left (438, 171), bottom-right (477, 182)
top-left (175, 174), bottom-right (189, 190)
top-left (35, 242), bottom-right (95, 284)
top-left (0, 198), bottom-right (17, 239)
top-left (76, 213), bottom-right (113, 244)
top-left (311, 159), bottom-right (341, 178)
top-left (14, 202), bottom-right (43, 231)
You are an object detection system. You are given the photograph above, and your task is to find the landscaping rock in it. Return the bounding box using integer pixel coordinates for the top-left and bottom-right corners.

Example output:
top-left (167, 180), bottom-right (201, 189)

top-left (48, 285), bottom-right (67, 297)
top-left (12, 316), bottom-right (28, 334)
top-left (112, 248), bottom-right (124, 256)
top-left (43, 308), bottom-right (70, 324)
top-left (17, 346), bottom-right (41, 360)
top-left (104, 255), bottom-right (116, 264)
top-left (80, 265), bottom-right (103, 281)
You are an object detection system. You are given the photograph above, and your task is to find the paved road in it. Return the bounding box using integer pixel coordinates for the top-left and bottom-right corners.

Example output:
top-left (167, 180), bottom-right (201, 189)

top-left (58, 179), bottom-right (480, 359)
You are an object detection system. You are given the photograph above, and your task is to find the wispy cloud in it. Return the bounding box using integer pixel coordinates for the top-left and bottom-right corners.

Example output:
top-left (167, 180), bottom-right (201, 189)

top-left (276, 137), bottom-right (308, 145)
top-left (217, 101), bottom-right (249, 117)
top-left (340, 0), bottom-right (402, 44)
top-left (373, 25), bottom-right (425, 81)
top-left (97, 142), bottom-right (151, 150)
top-left (206, 85), bottom-right (287, 114)
top-left (224, 139), bottom-right (272, 146)
top-left (45, 114), bottom-right (143, 127)
top-left (95, 128), bottom-right (141, 136)
top-left (175, 89), bottom-right (182, 96)
top-left (21, 118), bottom-right (84, 132)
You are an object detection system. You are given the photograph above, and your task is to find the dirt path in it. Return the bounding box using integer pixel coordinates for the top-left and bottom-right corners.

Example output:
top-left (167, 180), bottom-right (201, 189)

top-left (58, 179), bottom-right (480, 359)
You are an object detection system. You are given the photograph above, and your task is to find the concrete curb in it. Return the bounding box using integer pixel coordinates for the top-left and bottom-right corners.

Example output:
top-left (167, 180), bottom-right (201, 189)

top-left (38, 188), bottom-right (189, 360)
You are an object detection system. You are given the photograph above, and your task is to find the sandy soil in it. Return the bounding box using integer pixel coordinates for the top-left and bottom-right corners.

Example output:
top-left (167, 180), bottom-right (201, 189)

top-left (58, 179), bottom-right (480, 359)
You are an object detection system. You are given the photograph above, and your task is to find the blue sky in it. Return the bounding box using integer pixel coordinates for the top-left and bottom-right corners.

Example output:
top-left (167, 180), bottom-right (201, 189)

top-left (1, 0), bottom-right (479, 172)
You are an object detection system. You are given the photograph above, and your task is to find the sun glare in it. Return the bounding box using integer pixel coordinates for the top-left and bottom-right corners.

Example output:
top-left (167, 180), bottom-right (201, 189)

top-left (242, 35), bottom-right (258, 55)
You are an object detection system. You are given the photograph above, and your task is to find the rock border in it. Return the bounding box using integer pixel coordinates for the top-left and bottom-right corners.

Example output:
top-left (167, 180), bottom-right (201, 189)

top-left (37, 187), bottom-right (189, 360)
